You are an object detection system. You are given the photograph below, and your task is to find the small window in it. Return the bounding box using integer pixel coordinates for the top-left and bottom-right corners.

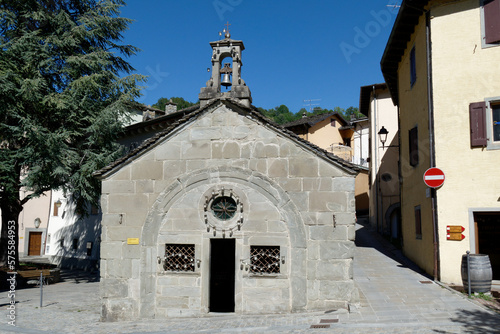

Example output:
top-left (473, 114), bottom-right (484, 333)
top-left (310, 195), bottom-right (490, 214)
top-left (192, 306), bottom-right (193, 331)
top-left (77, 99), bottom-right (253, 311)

top-left (343, 137), bottom-right (351, 147)
top-left (482, 0), bottom-right (500, 46)
top-left (415, 205), bottom-right (422, 239)
top-left (330, 119), bottom-right (336, 127)
top-left (72, 238), bottom-right (79, 251)
top-left (250, 245), bottom-right (281, 274)
top-left (410, 46), bottom-right (417, 87)
top-left (164, 244), bottom-right (195, 272)
top-left (86, 242), bottom-right (93, 256)
top-left (409, 126), bottom-right (419, 167)
top-left (90, 204), bottom-right (99, 215)
top-left (492, 104), bottom-right (500, 142)
top-left (470, 99), bottom-right (500, 149)
top-left (53, 202), bottom-right (59, 216)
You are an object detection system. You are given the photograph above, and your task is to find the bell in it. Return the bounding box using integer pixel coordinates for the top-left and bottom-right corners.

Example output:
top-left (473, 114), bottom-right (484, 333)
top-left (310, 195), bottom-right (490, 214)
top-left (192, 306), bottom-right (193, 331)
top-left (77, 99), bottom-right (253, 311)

top-left (221, 73), bottom-right (232, 87)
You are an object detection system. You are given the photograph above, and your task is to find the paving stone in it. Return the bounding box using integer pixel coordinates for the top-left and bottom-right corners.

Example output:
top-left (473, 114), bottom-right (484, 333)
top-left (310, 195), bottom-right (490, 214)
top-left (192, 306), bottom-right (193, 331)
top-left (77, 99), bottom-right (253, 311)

top-left (2, 223), bottom-right (500, 333)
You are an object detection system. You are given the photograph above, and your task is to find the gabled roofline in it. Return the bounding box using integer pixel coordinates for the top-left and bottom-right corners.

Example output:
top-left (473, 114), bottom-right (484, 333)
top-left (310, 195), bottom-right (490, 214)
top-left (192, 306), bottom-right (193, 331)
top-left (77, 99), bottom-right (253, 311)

top-left (380, 0), bottom-right (429, 106)
top-left (359, 83), bottom-right (387, 116)
top-left (124, 104), bottom-right (200, 136)
top-left (94, 98), bottom-right (361, 179)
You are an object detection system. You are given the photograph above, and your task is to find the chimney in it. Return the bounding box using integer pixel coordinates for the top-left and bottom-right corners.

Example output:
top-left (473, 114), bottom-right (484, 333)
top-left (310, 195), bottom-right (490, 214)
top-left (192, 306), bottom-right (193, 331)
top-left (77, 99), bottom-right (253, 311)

top-left (165, 99), bottom-right (177, 114)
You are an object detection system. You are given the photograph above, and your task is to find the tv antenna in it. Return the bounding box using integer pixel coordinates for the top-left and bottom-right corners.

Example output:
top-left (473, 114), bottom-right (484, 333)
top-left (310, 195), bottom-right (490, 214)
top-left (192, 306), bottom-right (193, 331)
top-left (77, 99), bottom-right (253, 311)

top-left (303, 99), bottom-right (321, 112)
top-left (386, 1), bottom-right (401, 11)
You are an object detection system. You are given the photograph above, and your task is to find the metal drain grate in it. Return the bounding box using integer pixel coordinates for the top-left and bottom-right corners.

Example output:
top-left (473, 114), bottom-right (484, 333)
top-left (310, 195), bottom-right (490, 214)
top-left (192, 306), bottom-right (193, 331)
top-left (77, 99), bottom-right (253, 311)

top-left (320, 319), bottom-right (339, 323)
top-left (311, 324), bottom-right (330, 329)
top-left (419, 280), bottom-right (433, 284)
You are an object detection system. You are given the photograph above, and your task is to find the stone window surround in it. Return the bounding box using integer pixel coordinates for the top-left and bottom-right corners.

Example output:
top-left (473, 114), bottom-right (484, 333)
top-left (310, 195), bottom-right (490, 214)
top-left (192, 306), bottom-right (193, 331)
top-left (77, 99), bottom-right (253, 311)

top-left (485, 96), bottom-right (500, 150)
top-left (480, 0), bottom-right (500, 49)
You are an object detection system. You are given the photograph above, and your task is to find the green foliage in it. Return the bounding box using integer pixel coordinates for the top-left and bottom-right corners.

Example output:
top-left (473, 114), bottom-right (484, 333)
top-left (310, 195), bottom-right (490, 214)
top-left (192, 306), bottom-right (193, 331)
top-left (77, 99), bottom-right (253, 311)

top-left (152, 97), bottom-right (197, 111)
top-left (256, 104), bottom-right (361, 124)
top-left (474, 292), bottom-right (494, 302)
top-left (0, 0), bottom-right (146, 266)
top-left (258, 104), bottom-right (297, 124)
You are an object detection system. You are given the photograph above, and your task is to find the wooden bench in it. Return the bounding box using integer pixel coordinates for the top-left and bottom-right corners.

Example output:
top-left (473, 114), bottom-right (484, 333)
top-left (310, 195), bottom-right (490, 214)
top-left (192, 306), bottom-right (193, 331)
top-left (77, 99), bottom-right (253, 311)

top-left (17, 269), bottom-right (54, 285)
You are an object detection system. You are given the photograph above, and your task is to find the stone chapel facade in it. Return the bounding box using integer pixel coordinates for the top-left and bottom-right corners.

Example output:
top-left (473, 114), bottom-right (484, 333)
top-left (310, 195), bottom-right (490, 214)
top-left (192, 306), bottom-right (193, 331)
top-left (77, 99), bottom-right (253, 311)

top-left (95, 32), bottom-right (359, 320)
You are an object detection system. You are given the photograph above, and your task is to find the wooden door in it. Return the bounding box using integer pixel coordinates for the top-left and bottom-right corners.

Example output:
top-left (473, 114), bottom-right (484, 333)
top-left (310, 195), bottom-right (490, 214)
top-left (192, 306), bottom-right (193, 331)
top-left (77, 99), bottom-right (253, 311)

top-left (28, 232), bottom-right (42, 256)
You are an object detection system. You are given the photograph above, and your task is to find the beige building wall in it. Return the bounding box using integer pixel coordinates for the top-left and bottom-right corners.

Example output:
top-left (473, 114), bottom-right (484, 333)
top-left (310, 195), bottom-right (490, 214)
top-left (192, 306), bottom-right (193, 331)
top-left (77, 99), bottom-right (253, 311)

top-left (307, 116), bottom-right (352, 161)
top-left (18, 190), bottom-right (51, 257)
top-left (397, 14), bottom-right (435, 277)
top-left (368, 87), bottom-right (400, 236)
top-left (355, 170), bottom-right (370, 215)
top-left (430, 0), bottom-right (500, 284)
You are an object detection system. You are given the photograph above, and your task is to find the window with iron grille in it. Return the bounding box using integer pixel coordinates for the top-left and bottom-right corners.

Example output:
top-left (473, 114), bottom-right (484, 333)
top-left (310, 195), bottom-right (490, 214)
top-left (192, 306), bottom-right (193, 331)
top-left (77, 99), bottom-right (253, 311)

top-left (164, 244), bottom-right (195, 272)
top-left (250, 245), bottom-right (280, 274)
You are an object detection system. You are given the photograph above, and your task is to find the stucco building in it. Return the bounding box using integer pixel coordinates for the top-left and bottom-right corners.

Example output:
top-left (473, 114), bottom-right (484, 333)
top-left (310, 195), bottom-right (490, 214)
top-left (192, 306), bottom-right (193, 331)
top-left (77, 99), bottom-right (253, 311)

top-left (359, 83), bottom-right (400, 242)
top-left (95, 32), bottom-right (360, 320)
top-left (381, 0), bottom-right (500, 284)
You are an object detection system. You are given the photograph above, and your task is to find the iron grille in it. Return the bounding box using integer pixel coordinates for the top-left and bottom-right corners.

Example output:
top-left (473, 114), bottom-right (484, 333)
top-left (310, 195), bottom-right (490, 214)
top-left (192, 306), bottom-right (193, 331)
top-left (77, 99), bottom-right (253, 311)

top-left (164, 244), bottom-right (195, 272)
top-left (250, 245), bottom-right (280, 274)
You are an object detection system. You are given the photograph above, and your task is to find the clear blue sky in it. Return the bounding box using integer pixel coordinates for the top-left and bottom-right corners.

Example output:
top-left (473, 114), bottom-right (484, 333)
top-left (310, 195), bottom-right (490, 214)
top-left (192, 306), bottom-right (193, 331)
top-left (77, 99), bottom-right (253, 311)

top-left (120, 0), bottom-right (401, 113)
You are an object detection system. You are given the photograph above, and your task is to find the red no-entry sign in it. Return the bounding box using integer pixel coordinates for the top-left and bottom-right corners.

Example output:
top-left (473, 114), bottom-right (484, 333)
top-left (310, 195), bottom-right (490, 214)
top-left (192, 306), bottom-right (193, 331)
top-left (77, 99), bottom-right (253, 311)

top-left (423, 167), bottom-right (445, 188)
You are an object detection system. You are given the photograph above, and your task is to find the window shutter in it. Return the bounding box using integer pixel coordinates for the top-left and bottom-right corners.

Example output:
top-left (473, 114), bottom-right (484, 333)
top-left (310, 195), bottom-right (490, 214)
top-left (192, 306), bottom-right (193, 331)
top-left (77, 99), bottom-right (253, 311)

top-left (469, 102), bottom-right (487, 147)
top-left (484, 0), bottom-right (500, 44)
top-left (409, 127), bottom-right (419, 166)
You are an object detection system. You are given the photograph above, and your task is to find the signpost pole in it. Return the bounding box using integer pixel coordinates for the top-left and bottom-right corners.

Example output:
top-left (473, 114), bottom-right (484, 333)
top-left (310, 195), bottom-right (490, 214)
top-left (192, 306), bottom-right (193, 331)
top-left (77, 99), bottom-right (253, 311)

top-left (40, 271), bottom-right (43, 308)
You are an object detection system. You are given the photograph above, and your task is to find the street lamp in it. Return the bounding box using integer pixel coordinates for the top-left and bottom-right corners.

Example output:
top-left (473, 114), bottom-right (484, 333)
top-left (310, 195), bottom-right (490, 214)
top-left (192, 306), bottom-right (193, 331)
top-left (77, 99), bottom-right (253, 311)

top-left (378, 126), bottom-right (389, 149)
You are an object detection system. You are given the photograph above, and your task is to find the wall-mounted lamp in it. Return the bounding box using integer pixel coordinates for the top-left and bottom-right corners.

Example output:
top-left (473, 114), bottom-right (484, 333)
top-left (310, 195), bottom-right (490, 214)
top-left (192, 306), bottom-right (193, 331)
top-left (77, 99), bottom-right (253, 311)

top-left (378, 126), bottom-right (389, 149)
top-left (34, 218), bottom-right (41, 229)
top-left (378, 126), bottom-right (399, 149)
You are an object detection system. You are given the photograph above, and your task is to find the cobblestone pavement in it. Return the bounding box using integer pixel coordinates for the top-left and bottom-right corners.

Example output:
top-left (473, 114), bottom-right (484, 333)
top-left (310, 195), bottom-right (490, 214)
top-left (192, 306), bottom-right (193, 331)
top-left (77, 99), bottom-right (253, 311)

top-left (1, 223), bottom-right (500, 333)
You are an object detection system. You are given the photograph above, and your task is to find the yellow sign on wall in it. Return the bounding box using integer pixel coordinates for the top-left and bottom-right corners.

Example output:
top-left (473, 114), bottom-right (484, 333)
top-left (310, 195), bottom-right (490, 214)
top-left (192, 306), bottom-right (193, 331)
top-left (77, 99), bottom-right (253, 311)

top-left (127, 238), bottom-right (139, 245)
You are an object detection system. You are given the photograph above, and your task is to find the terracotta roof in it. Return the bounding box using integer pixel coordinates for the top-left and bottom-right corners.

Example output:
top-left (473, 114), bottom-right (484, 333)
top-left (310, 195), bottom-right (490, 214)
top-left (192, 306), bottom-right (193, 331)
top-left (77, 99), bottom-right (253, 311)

top-left (282, 112), bottom-right (347, 128)
top-left (380, 0), bottom-right (429, 106)
top-left (94, 98), bottom-right (361, 178)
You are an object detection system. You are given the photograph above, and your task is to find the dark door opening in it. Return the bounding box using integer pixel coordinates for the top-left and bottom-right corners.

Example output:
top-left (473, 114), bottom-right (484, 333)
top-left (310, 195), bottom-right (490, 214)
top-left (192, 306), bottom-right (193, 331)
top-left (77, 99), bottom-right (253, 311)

top-left (209, 238), bottom-right (235, 312)
top-left (475, 212), bottom-right (500, 280)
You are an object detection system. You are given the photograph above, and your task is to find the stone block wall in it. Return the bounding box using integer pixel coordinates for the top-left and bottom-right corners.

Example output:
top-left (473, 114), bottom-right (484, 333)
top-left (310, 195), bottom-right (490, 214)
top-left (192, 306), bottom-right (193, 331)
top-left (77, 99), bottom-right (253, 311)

top-left (99, 103), bottom-right (357, 320)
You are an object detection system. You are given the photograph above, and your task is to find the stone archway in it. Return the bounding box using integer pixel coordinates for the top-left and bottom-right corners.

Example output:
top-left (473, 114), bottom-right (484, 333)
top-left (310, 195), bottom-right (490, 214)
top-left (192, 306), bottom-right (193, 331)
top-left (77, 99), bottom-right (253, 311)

top-left (138, 166), bottom-right (307, 318)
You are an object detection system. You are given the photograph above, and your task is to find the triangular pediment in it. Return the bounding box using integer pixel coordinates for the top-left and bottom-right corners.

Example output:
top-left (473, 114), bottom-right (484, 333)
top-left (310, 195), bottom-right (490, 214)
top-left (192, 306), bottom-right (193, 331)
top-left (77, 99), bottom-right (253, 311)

top-left (94, 98), bottom-right (360, 179)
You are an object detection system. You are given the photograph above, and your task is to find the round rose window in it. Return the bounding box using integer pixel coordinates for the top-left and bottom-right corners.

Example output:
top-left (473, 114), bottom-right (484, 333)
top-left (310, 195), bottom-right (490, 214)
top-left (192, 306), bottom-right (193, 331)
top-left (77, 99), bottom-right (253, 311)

top-left (210, 196), bottom-right (237, 221)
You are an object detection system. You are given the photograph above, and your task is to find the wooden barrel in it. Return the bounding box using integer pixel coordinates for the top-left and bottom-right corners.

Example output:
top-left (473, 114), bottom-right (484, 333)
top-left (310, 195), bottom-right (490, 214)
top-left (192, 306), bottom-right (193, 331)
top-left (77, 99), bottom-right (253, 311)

top-left (461, 254), bottom-right (492, 293)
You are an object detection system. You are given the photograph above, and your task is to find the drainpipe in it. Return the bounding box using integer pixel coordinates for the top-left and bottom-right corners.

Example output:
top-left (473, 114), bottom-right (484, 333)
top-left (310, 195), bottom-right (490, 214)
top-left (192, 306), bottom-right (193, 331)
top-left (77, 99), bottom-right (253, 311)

top-left (372, 85), bottom-right (380, 233)
top-left (426, 11), bottom-right (440, 282)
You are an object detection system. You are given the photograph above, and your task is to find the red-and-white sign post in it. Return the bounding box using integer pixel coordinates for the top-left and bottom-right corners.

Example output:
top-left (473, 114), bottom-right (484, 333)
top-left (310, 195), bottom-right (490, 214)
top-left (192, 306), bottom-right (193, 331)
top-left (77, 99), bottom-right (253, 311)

top-left (423, 167), bottom-right (445, 188)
